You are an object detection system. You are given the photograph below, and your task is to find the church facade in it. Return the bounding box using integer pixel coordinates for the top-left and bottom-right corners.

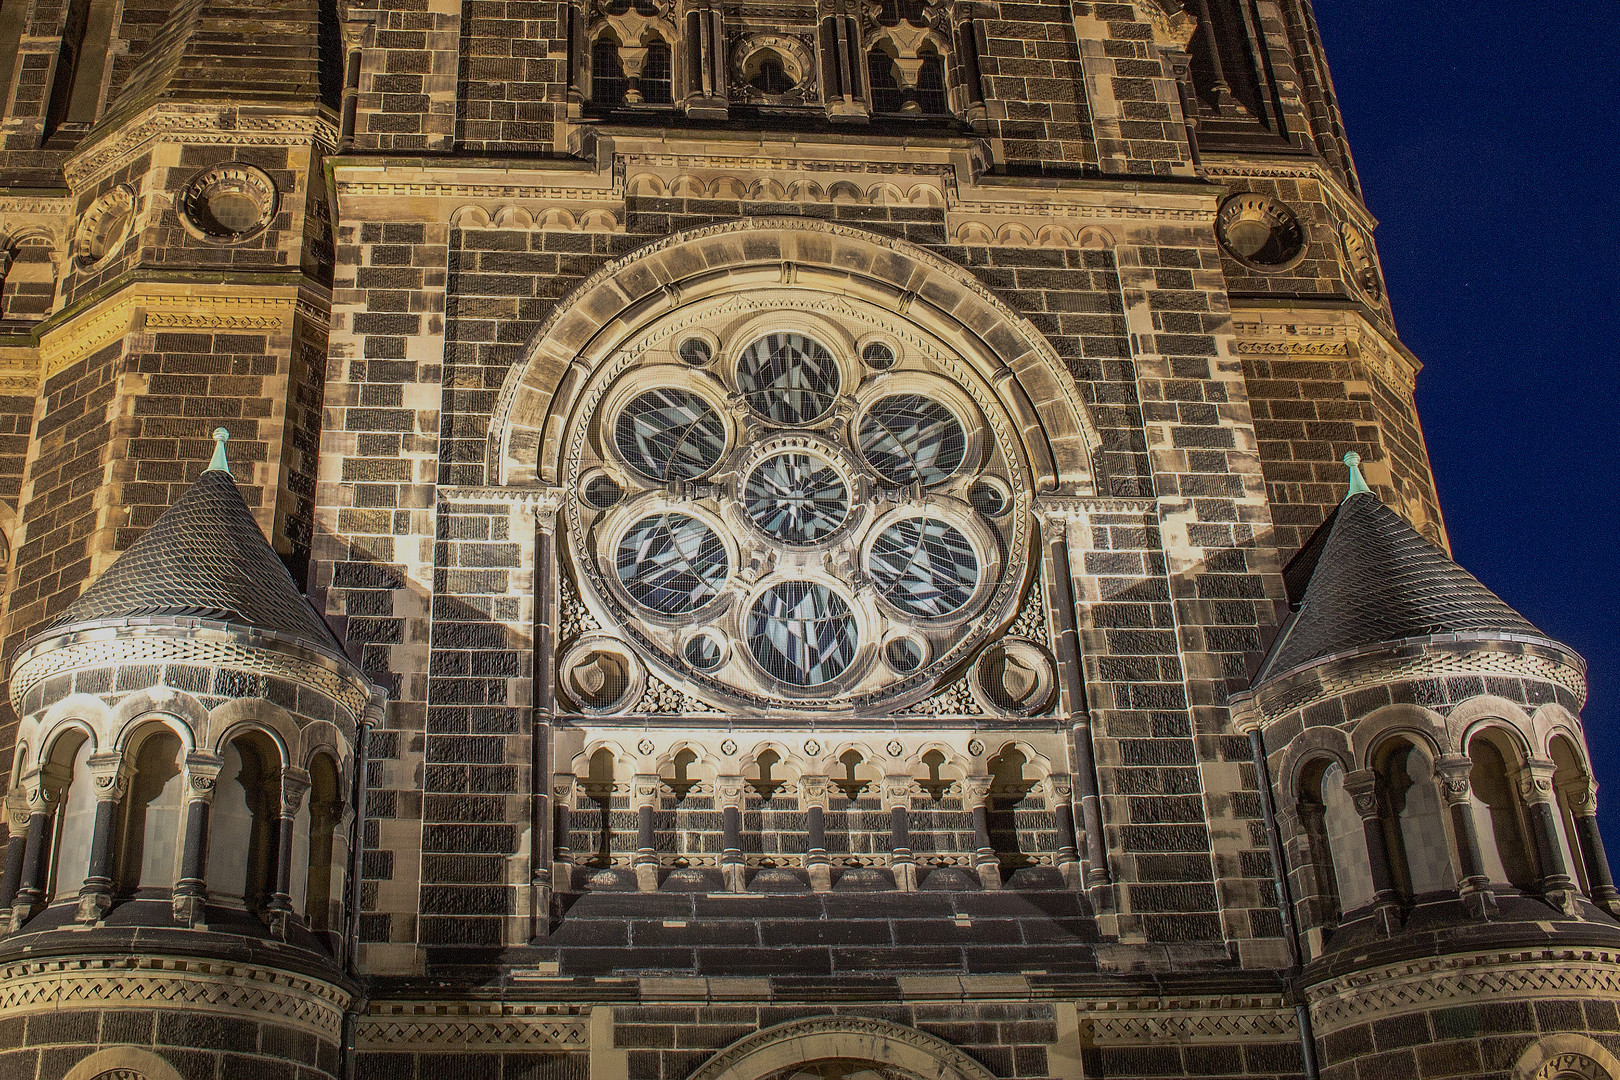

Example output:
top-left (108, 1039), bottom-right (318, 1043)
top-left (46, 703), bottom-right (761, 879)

top-left (0, 1), bottom-right (1616, 1078)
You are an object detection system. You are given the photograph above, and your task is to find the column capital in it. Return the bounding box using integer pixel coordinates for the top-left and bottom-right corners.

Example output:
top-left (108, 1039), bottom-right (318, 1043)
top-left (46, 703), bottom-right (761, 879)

top-left (1044, 773), bottom-right (1074, 803)
top-left (632, 773), bottom-right (662, 810)
top-left (1343, 768), bottom-right (1379, 817)
top-left (798, 775), bottom-right (830, 810)
top-left (17, 775), bottom-right (57, 815)
top-left (715, 776), bottom-right (746, 809)
top-left (86, 752), bottom-right (130, 803)
top-left (183, 752), bottom-right (225, 803)
top-left (1518, 758), bottom-right (1558, 805)
top-left (964, 777), bottom-right (993, 804)
top-left (1433, 755), bottom-right (1475, 808)
top-left (881, 777), bottom-right (914, 809)
top-left (280, 767), bottom-right (312, 816)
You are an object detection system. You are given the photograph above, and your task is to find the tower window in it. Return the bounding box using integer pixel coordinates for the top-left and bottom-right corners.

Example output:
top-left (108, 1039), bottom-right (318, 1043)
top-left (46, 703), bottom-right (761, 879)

top-left (917, 55), bottom-right (947, 115)
top-left (867, 51), bottom-right (902, 114)
top-left (642, 41), bottom-right (673, 105)
top-left (591, 38), bottom-right (627, 106)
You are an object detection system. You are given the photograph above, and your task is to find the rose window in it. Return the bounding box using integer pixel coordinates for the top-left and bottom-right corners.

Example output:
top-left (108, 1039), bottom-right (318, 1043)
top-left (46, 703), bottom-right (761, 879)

top-left (563, 299), bottom-right (1034, 715)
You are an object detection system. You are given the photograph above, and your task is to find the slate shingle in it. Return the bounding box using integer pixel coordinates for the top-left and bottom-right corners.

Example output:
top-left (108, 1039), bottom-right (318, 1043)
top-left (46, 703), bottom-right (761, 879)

top-left (43, 468), bottom-right (346, 659)
top-left (1255, 491), bottom-right (1555, 683)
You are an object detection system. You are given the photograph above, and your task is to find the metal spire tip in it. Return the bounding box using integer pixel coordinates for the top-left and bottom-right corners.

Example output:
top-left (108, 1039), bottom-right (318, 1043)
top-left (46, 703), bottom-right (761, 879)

top-left (1343, 450), bottom-right (1371, 500)
top-left (207, 427), bottom-right (231, 473)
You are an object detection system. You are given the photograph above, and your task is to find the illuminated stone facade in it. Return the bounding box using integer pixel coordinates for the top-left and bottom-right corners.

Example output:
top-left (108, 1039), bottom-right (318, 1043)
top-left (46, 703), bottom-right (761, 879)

top-left (0, 1), bottom-right (1615, 1078)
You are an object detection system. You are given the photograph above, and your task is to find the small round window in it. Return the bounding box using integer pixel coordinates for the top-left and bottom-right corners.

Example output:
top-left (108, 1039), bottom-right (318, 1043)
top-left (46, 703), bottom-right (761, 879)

top-left (736, 333), bottom-right (840, 424)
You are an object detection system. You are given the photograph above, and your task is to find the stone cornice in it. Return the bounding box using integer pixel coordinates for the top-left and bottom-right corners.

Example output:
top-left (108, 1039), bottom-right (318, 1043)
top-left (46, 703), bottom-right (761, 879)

top-left (1229, 303), bottom-right (1421, 392)
top-left (1201, 153), bottom-right (1375, 233)
top-left (37, 280), bottom-right (329, 381)
top-left (64, 104), bottom-right (339, 189)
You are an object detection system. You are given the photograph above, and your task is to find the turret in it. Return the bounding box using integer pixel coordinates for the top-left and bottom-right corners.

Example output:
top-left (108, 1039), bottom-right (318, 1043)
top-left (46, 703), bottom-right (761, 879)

top-left (0, 430), bottom-right (382, 1080)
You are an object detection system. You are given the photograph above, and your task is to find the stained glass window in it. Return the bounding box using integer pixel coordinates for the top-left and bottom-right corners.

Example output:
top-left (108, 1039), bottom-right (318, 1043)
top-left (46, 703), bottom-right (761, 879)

top-left (616, 513), bottom-right (729, 614)
top-left (743, 452), bottom-right (850, 543)
top-left (868, 517), bottom-right (978, 616)
top-left (746, 582), bottom-right (860, 686)
top-left (614, 388), bottom-right (728, 482)
top-left (736, 333), bottom-right (840, 424)
top-left (858, 394), bottom-right (966, 487)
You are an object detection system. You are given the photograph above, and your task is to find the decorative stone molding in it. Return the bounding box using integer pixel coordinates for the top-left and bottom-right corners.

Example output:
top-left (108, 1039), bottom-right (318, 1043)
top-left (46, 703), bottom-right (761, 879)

top-left (688, 1016), bottom-right (998, 1080)
top-left (1513, 1034), bottom-right (1620, 1080)
top-left (0, 954), bottom-right (350, 1040)
top-left (64, 106), bottom-right (338, 188)
top-left (62, 1047), bottom-right (187, 1080)
top-left (177, 162), bottom-right (279, 243)
top-left (9, 621), bottom-right (374, 727)
top-left (356, 1007), bottom-right (589, 1050)
top-left (36, 284), bottom-right (325, 380)
top-left (1308, 948), bottom-right (1620, 1033)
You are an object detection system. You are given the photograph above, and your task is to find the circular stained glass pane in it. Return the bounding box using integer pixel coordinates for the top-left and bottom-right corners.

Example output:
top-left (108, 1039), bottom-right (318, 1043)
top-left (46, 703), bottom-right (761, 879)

top-left (614, 388), bottom-right (728, 483)
top-left (583, 474), bottom-right (623, 509)
top-left (743, 452), bottom-right (850, 543)
top-left (616, 513), bottom-right (729, 614)
top-left (678, 338), bottom-right (713, 366)
top-left (858, 395), bottom-right (967, 487)
top-left (736, 333), bottom-right (840, 424)
top-left (746, 582), bottom-right (859, 686)
top-left (684, 633), bottom-right (724, 670)
top-left (868, 517), bottom-right (979, 617)
top-left (885, 636), bottom-right (925, 673)
top-left (862, 341), bottom-right (896, 370)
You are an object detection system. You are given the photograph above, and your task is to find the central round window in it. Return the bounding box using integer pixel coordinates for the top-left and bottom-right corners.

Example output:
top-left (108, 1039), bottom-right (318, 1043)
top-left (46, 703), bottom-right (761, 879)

top-left (743, 452), bottom-right (850, 543)
top-left (567, 304), bottom-right (1029, 713)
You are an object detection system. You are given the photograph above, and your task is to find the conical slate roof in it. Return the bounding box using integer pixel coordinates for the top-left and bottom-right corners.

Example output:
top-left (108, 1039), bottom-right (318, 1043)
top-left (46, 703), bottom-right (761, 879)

top-left (46, 463), bottom-right (346, 659)
top-left (1254, 487), bottom-right (1553, 684)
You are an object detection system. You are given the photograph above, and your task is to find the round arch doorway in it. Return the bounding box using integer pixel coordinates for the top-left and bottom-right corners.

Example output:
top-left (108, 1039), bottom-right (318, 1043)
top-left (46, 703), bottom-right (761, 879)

top-left (687, 1016), bottom-right (998, 1080)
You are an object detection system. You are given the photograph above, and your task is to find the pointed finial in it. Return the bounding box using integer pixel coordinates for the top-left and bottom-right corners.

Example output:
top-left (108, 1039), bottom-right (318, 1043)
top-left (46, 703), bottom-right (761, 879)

top-left (207, 427), bottom-right (231, 473)
top-left (1343, 450), bottom-right (1371, 500)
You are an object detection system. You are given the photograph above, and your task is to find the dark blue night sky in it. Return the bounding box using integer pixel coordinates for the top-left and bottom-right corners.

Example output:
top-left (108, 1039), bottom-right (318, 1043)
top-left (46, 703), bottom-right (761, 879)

top-left (1311, 4), bottom-right (1620, 846)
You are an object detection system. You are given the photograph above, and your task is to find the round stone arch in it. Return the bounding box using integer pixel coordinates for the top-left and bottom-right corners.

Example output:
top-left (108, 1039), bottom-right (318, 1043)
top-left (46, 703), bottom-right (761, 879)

top-left (687, 1015), bottom-right (1000, 1080)
top-left (486, 216), bottom-right (1103, 494)
top-left (61, 1046), bottom-right (187, 1080)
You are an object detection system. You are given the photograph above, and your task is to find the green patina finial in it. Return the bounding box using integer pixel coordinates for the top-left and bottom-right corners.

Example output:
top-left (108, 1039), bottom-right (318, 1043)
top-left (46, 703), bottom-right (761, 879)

top-left (207, 427), bottom-right (231, 473)
top-left (1343, 450), bottom-right (1371, 500)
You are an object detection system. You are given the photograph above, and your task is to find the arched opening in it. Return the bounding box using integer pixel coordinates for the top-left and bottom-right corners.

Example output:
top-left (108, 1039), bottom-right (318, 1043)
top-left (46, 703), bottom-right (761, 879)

top-left (296, 753), bottom-right (342, 938)
top-left (117, 725), bottom-right (185, 894)
top-left (916, 53), bottom-right (947, 115)
top-left (641, 39), bottom-right (673, 104)
top-left (985, 746), bottom-right (1036, 875)
top-left (206, 730), bottom-right (283, 909)
top-left (580, 748), bottom-right (619, 867)
top-left (1468, 729), bottom-right (1538, 890)
top-left (1373, 738), bottom-right (1454, 900)
top-left (917, 749), bottom-right (950, 802)
top-left (1550, 735), bottom-right (1594, 894)
top-left (1297, 758), bottom-right (1372, 927)
top-left (827, 750), bottom-right (878, 864)
top-left (867, 50), bottom-right (902, 113)
top-left (747, 50), bottom-right (795, 93)
top-left (1, 238), bottom-right (57, 324)
top-left (591, 36), bottom-right (627, 106)
top-left (747, 749), bottom-right (785, 802)
top-left (42, 731), bottom-right (94, 903)
top-left (665, 747), bottom-right (700, 802)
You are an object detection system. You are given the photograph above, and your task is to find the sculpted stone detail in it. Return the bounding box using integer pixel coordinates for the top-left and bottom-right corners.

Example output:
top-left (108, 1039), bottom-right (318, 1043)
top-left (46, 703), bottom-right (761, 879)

top-left (0, 956), bottom-right (350, 1040)
top-left (687, 1016), bottom-right (998, 1080)
top-left (1309, 950), bottom-right (1620, 1033)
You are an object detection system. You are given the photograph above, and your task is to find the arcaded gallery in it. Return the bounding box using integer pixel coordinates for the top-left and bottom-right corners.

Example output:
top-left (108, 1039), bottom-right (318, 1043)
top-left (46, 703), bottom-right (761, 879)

top-left (0, 0), bottom-right (1614, 1078)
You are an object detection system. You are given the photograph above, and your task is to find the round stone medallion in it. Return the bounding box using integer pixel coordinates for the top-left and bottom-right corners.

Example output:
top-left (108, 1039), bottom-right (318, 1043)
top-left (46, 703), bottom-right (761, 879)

top-left (178, 163), bottom-right (278, 243)
top-left (1216, 193), bottom-right (1306, 270)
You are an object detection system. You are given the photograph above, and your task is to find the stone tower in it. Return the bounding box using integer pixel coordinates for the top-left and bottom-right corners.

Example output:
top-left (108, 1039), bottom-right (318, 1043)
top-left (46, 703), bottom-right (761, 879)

top-left (0, 1), bottom-right (1615, 1078)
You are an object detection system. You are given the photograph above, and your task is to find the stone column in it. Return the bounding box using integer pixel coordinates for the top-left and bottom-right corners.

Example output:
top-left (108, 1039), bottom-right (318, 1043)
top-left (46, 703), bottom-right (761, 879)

top-left (965, 777), bottom-right (1001, 890)
top-left (0, 793), bottom-right (29, 917)
top-left (1519, 758), bottom-right (1579, 915)
top-left (949, 1), bottom-right (987, 124)
top-left (801, 776), bottom-right (832, 892)
top-left (1565, 779), bottom-right (1620, 915)
top-left (531, 507), bottom-right (559, 940)
top-left (1048, 774), bottom-right (1082, 890)
top-left (172, 752), bottom-right (223, 927)
top-left (883, 778), bottom-right (917, 891)
top-left (718, 776), bottom-right (746, 892)
top-left (553, 775), bottom-right (575, 893)
top-left (1434, 755), bottom-right (1496, 919)
top-left (1343, 769), bottom-right (1401, 933)
top-left (75, 752), bottom-right (131, 923)
top-left (268, 767), bottom-right (312, 937)
top-left (816, 0), bottom-right (869, 121)
top-left (6, 778), bottom-right (54, 932)
top-left (633, 774), bottom-right (662, 892)
top-left (1045, 517), bottom-right (1110, 888)
top-left (676, 0), bottom-right (727, 117)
